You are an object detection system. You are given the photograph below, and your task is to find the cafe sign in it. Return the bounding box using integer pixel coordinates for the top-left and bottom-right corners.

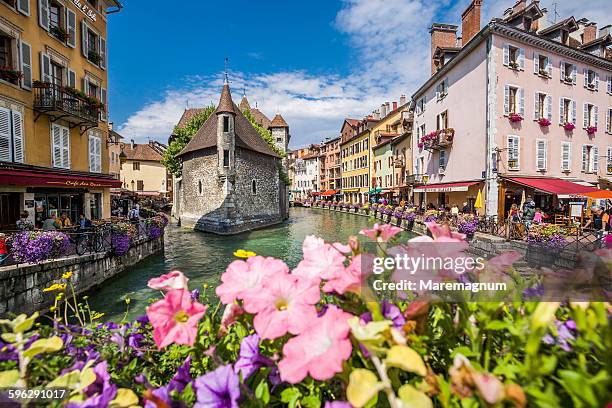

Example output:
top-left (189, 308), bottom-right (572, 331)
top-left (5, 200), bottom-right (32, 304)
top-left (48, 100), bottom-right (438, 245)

top-left (72, 0), bottom-right (97, 22)
top-left (48, 180), bottom-right (108, 188)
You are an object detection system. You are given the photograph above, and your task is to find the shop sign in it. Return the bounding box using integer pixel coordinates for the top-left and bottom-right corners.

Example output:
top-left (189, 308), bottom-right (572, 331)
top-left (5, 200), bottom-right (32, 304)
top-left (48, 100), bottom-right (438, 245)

top-left (72, 0), bottom-right (97, 22)
top-left (48, 180), bottom-right (107, 188)
top-left (421, 186), bottom-right (470, 193)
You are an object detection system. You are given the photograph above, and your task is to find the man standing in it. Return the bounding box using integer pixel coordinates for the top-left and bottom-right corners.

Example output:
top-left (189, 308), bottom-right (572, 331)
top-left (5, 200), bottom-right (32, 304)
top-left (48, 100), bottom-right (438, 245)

top-left (522, 195), bottom-right (536, 230)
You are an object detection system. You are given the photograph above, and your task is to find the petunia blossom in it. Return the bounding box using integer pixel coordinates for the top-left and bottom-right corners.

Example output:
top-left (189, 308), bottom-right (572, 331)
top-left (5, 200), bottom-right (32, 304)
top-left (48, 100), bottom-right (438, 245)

top-left (234, 334), bottom-right (274, 380)
top-left (147, 271), bottom-right (189, 292)
top-left (243, 273), bottom-right (320, 339)
top-left (215, 256), bottom-right (289, 305)
top-left (359, 223), bottom-right (403, 242)
top-left (424, 221), bottom-right (466, 242)
top-left (194, 364), bottom-right (240, 408)
top-left (321, 254), bottom-right (371, 295)
top-left (146, 289), bottom-right (207, 349)
top-left (278, 305), bottom-right (353, 383)
top-left (293, 235), bottom-right (347, 283)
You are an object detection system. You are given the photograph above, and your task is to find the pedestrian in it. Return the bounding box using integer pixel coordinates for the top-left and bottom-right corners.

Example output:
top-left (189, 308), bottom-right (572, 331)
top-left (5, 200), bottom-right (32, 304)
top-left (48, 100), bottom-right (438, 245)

top-left (0, 233), bottom-right (7, 264)
top-left (451, 204), bottom-right (459, 217)
top-left (461, 202), bottom-right (469, 214)
top-left (522, 195), bottom-right (536, 230)
top-left (57, 212), bottom-right (72, 229)
top-left (584, 207), bottom-right (607, 246)
top-left (16, 211), bottom-right (33, 231)
top-left (507, 203), bottom-right (521, 239)
top-left (79, 214), bottom-right (92, 229)
top-left (533, 208), bottom-right (543, 224)
top-left (42, 214), bottom-right (57, 231)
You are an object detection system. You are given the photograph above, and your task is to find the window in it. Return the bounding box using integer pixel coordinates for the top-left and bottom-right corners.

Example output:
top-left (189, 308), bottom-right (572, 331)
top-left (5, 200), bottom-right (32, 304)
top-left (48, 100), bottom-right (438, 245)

top-left (582, 103), bottom-right (598, 129)
top-left (582, 145), bottom-right (598, 173)
top-left (583, 69), bottom-right (599, 90)
top-left (436, 78), bottom-right (449, 100)
top-left (606, 148), bottom-right (612, 175)
top-left (0, 108), bottom-right (24, 163)
top-left (132, 162), bottom-right (140, 170)
top-left (534, 92), bottom-right (552, 121)
top-left (503, 44), bottom-right (524, 70)
top-left (534, 53), bottom-right (552, 77)
top-left (608, 75), bottom-right (612, 95)
top-left (436, 110), bottom-right (448, 130)
top-left (223, 149), bottom-right (230, 167)
top-left (507, 136), bottom-right (519, 170)
top-left (137, 180), bottom-right (144, 191)
top-left (51, 124), bottom-right (70, 169)
top-left (88, 132), bottom-right (101, 173)
top-left (561, 142), bottom-right (571, 172)
top-left (504, 85), bottom-right (524, 116)
top-left (416, 97), bottom-right (426, 115)
top-left (49, 1), bottom-right (62, 31)
top-left (276, 137), bottom-right (282, 142)
top-left (82, 22), bottom-right (106, 69)
top-left (559, 98), bottom-right (576, 125)
top-left (198, 180), bottom-right (202, 195)
top-left (223, 116), bottom-right (229, 132)
top-left (536, 139), bottom-right (547, 171)
top-left (50, 62), bottom-right (63, 87)
top-left (0, 33), bottom-right (19, 86)
top-left (438, 149), bottom-right (446, 172)
top-left (607, 108), bottom-right (612, 134)
top-left (3, 0), bottom-right (29, 14)
top-left (560, 61), bottom-right (576, 84)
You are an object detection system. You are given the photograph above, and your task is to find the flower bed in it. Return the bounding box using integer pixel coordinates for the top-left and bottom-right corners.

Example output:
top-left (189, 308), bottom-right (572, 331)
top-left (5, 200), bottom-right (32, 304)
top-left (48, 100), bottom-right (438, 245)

top-left (9, 231), bottom-right (69, 263)
top-left (0, 223), bottom-right (609, 407)
top-left (111, 221), bottom-right (137, 256)
top-left (527, 223), bottom-right (567, 250)
top-left (457, 214), bottom-right (478, 238)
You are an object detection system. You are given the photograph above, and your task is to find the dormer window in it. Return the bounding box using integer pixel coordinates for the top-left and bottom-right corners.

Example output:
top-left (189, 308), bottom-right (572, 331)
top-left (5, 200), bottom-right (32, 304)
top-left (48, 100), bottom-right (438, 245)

top-left (561, 61), bottom-right (576, 84)
top-left (223, 116), bottom-right (229, 132)
top-left (524, 17), bottom-right (532, 32)
top-left (584, 69), bottom-right (599, 90)
top-left (560, 30), bottom-right (569, 45)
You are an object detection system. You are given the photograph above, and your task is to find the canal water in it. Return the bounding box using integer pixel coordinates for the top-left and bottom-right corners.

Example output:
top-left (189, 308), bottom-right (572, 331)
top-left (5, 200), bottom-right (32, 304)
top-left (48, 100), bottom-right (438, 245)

top-left (88, 207), bottom-right (414, 321)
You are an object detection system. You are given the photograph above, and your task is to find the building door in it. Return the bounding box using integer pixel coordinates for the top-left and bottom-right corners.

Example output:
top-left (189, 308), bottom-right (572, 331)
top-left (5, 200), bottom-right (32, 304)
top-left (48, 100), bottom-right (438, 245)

top-left (0, 193), bottom-right (20, 230)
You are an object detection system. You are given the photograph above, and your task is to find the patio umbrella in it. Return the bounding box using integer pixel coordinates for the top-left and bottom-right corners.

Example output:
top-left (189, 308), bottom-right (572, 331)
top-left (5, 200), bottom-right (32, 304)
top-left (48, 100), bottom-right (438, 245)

top-left (474, 189), bottom-right (483, 209)
top-left (579, 190), bottom-right (612, 199)
top-left (519, 190), bottom-right (526, 212)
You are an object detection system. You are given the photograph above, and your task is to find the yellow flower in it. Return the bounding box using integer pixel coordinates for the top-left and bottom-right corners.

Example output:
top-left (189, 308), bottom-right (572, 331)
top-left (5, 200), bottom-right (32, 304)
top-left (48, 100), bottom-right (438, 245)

top-left (125, 298), bottom-right (131, 305)
top-left (43, 283), bottom-right (67, 292)
top-left (233, 249), bottom-right (257, 258)
top-left (61, 271), bottom-right (73, 279)
top-left (55, 293), bottom-right (64, 300)
top-left (91, 312), bottom-right (105, 320)
top-left (49, 306), bottom-right (57, 312)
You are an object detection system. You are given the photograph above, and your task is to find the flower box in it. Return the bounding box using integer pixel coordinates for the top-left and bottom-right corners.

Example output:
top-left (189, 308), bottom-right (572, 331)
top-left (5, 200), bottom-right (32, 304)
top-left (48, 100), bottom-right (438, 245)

top-left (50, 25), bottom-right (69, 42)
top-left (586, 126), bottom-right (597, 135)
top-left (538, 69), bottom-right (549, 78)
top-left (88, 50), bottom-right (101, 65)
top-left (0, 66), bottom-right (23, 83)
top-left (563, 76), bottom-right (574, 84)
top-left (509, 61), bottom-right (519, 70)
top-left (538, 118), bottom-right (551, 127)
top-left (509, 113), bottom-right (523, 122)
top-left (563, 122), bottom-right (575, 131)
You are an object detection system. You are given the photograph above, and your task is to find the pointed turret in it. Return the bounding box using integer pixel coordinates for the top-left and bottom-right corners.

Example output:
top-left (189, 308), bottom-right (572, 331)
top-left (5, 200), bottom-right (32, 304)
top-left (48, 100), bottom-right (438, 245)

top-left (217, 83), bottom-right (236, 115)
top-left (269, 113), bottom-right (289, 128)
top-left (239, 95), bottom-right (251, 112)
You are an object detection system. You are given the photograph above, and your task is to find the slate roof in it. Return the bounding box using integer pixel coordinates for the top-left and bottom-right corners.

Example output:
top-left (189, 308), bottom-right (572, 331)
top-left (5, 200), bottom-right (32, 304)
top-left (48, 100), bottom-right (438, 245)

top-left (217, 84), bottom-right (236, 114)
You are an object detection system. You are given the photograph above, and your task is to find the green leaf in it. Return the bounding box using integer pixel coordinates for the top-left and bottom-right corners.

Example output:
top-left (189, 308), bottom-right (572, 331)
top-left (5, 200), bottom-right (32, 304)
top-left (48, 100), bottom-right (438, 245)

top-left (14, 313), bottom-right (38, 334)
top-left (110, 388), bottom-right (139, 407)
top-left (0, 370), bottom-right (19, 387)
top-left (23, 336), bottom-right (63, 359)
top-left (47, 366), bottom-right (96, 391)
top-left (485, 320), bottom-right (509, 331)
top-left (301, 395), bottom-right (321, 408)
top-left (385, 346), bottom-right (427, 376)
top-left (397, 384), bottom-right (433, 408)
top-left (255, 380), bottom-right (270, 404)
top-left (281, 387), bottom-right (301, 408)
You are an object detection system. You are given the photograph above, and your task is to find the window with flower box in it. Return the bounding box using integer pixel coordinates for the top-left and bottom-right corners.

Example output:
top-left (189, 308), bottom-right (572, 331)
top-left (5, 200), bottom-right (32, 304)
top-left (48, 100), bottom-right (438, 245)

top-left (81, 22), bottom-right (106, 69)
top-left (0, 32), bottom-right (20, 86)
top-left (559, 98), bottom-right (576, 126)
top-left (560, 61), bottom-right (577, 84)
top-left (561, 142), bottom-right (571, 172)
top-left (534, 92), bottom-right (552, 121)
top-left (583, 68), bottom-right (599, 91)
top-left (507, 135), bottom-right (519, 170)
top-left (504, 85), bottom-right (524, 116)
top-left (534, 53), bottom-right (552, 78)
top-left (581, 145), bottom-right (598, 173)
top-left (582, 103), bottom-right (598, 129)
top-left (503, 44), bottom-right (524, 70)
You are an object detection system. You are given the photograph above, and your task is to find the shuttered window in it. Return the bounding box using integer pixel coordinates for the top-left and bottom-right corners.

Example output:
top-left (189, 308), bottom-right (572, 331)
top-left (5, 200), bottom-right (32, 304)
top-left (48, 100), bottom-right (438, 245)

top-left (534, 92), bottom-right (551, 120)
top-left (607, 108), bottom-right (612, 134)
top-left (504, 85), bottom-right (524, 116)
top-left (536, 139), bottom-right (547, 171)
top-left (51, 124), bottom-right (70, 169)
top-left (66, 8), bottom-right (77, 48)
top-left (607, 147), bottom-right (612, 175)
top-left (19, 40), bottom-right (32, 90)
top-left (0, 108), bottom-right (25, 163)
top-left (88, 132), bottom-right (101, 173)
top-left (17, 0), bottom-right (30, 15)
top-left (38, 0), bottom-right (50, 31)
top-left (561, 142), bottom-right (571, 172)
top-left (507, 136), bottom-right (519, 170)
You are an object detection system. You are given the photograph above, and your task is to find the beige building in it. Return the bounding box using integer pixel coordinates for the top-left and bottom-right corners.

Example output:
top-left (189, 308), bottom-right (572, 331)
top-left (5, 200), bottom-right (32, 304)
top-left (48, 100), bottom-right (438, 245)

top-left (108, 123), bottom-right (122, 179)
top-left (120, 140), bottom-right (169, 199)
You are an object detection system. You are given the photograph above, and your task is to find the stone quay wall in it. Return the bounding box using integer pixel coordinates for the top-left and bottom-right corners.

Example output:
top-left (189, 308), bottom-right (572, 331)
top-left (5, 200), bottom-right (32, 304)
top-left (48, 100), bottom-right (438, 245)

top-left (0, 235), bottom-right (164, 317)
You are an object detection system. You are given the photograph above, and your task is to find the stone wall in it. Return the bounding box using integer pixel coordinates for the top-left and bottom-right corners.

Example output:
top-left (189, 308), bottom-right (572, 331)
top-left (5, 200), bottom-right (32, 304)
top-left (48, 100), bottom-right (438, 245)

top-left (0, 236), bottom-right (164, 317)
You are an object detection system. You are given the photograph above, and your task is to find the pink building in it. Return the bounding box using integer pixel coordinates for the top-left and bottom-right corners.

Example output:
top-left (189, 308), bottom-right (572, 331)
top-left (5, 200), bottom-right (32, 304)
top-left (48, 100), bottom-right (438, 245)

top-left (412, 0), bottom-right (612, 218)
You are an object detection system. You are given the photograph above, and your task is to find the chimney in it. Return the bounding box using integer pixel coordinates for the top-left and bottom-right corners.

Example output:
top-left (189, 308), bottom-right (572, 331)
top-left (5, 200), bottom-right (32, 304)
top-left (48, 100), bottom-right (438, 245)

top-left (513, 0), bottom-right (526, 13)
top-left (392, 101), bottom-right (398, 111)
top-left (399, 94), bottom-right (407, 106)
top-left (131, 139), bottom-right (135, 149)
top-left (430, 23), bottom-right (458, 75)
top-left (108, 121), bottom-right (113, 131)
top-left (380, 103), bottom-right (387, 118)
top-left (600, 25), bottom-right (611, 38)
top-left (385, 102), bottom-right (391, 114)
top-left (461, 0), bottom-right (482, 45)
top-left (583, 23), bottom-right (597, 44)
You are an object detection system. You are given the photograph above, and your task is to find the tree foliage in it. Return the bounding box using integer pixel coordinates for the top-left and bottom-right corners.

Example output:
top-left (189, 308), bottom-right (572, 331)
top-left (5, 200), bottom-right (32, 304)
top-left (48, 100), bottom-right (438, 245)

top-left (241, 109), bottom-right (286, 158)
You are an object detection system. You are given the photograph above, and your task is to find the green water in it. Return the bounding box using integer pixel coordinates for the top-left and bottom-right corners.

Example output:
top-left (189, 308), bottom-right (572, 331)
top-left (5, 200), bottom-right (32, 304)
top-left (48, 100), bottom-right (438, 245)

top-left (88, 207), bottom-right (413, 321)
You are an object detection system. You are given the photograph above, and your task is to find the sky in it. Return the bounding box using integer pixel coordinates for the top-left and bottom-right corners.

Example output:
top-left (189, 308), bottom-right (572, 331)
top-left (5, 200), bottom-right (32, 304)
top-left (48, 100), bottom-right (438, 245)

top-left (109, 0), bottom-right (609, 148)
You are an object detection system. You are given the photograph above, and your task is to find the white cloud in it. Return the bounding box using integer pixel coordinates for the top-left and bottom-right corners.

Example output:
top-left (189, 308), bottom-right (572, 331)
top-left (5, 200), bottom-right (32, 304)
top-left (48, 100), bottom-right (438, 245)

top-left (118, 0), bottom-right (609, 147)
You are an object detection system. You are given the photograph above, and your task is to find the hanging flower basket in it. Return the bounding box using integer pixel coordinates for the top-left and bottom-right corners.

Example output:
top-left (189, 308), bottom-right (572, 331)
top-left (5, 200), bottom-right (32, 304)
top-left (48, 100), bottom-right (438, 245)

top-left (509, 113), bottom-right (523, 122)
top-left (586, 126), bottom-right (597, 135)
top-left (563, 122), bottom-right (575, 131)
top-left (538, 118), bottom-right (551, 127)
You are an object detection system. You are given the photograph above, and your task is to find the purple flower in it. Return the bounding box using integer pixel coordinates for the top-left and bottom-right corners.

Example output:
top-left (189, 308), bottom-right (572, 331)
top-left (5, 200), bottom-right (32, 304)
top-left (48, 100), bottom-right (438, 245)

top-left (66, 384), bottom-right (117, 408)
top-left (9, 231), bottom-right (69, 263)
top-left (111, 232), bottom-right (131, 256)
top-left (144, 386), bottom-right (172, 408)
top-left (84, 361), bottom-right (111, 396)
top-left (542, 319), bottom-right (577, 352)
top-left (360, 300), bottom-right (406, 329)
top-left (325, 402), bottom-right (352, 408)
top-left (136, 314), bottom-right (150, 326)
top-left (194, 365), bottom-right (240, 408)
top-left (149, 226), bottom-right (163, 239)
top-left (234, 334), bottom-right (273, 380)
top-left (191, 288), bottom-right (200, 301)
top-left (168, 357), bottom-right (192, 394)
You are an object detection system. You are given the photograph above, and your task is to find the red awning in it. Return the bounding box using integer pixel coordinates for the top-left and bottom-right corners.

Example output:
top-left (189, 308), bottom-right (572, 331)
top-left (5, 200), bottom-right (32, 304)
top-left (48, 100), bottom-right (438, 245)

top-left (320, 189), bottom-right (336, 196)
top-left (0, 167), bottom-right (122, 188)
top-left (413, 181), bottom-right (480, 193)
top-left (310, 192), bottom-right (321, 196)
top-left (506, 177), bottom-right (598, 196)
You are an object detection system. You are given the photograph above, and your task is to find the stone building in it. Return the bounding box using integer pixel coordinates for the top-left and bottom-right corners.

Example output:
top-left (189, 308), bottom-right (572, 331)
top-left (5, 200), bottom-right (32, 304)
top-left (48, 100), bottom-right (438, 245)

top-left (174, 83), bottom-right (287, 234)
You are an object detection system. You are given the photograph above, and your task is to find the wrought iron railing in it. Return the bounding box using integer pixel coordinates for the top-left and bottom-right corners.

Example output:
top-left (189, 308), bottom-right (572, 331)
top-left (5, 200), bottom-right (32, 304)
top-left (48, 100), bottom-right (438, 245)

top-left (33, 83), bottom-right (100, 124)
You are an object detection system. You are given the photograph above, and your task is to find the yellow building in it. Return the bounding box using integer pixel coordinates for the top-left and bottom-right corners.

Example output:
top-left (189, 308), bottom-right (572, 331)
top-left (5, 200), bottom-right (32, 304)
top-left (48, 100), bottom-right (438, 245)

top-left (341, 124), bottom-right (373, 204)
top-left (120, 141), bottom-right (169, 199)
top-left (0, 0), bottom-right (121, 228)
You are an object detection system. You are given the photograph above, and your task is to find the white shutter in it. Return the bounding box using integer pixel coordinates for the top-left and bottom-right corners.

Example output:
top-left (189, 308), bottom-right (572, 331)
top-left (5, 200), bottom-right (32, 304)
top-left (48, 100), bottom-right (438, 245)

top-left (546, 95), bottom-right (552, 121)
top-left (533, 53), bottom-right (539, 73)
top-left (81, 21), bottom-right (89, 57)
top-left (561, 142), bottom-right (571, 171)
top-left (519, 88), bottom-right (525, 116)
top-left (547, 58), bottom-right (552, 77)
top-left (572, 66), bottom-right (577, 84)
top-left (560, 61), bottom-right (566, 79)
top-left (88, 134), bottom-right (95, 172)
top-left (583, 103), bottom-right (589, 128)
top-left (534, 93), bottom-right (540, 120)
top-left (19, 41), bottom-right (32, 90)
top-left (435, 84), bottom-right (440, 101)
top-left (582, 145), bottom-right (588, 172)
top-left (439, 150), bottom-right (446, 169)
top-left (100, 88), bottom-right (107, 121)
top-left (99, 37), bottom-right (107, 69)
top-left (572, 100), bottom-right (577, 124)
top-left (11, 111), bottom-right (24, 163)
top-left (39, 52), bottom-right (51, 83)
top-left (38, 0), bottom-right (49, 31)
top-left (503, 44), bottom-right (509, 66)
top-left (519, 48), bottom-right (525, 70)
top-left (608, 148), bottom-right (612, 174)
top-left (504, 85), bottom-right (510, 115)
top-left (0, 108), bottom-right (11, 163)
top-left (584, 68), bottom-right (589, 87)
top-left (559, 98), bottom-right (565, 124)
top-left (608, 75), bottom-right (612, 94)
top-left (67, 68), bottom-right (76, 88)
top-left (593, 147), bottom-right (599, 172)
top-left (51, 124), bottom-right (62, 167)
top-left (536, 140), bottom-right (547, 170)
top-left (17, 0), bottom-right (29, 15)
top-left (594, 72), bottom-right (599, 90)
top-left (66, 9), bottom-right (77, 48)
top-left (61, 126), bottom-right (70, 169)
top-left (95, 137), bottom-right (101, 172)
top-left (594, 106), bottom-right (599, 128)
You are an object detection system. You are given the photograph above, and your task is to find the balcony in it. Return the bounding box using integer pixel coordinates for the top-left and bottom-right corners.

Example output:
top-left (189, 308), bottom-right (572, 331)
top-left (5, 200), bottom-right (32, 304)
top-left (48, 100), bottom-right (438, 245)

top-left (394, 157), bottom-right (405, 168)
top-left (33, 82), bottom-right (100, 133)
top-left (406, 174), bottom-right (427, 185)
top-left (421, 128), bottom-right (454, 151)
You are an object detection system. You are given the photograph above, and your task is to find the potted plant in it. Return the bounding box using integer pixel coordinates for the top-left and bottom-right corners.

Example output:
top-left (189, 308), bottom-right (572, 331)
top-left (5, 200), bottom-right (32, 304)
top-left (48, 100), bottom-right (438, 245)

top-left (526, 223), bottom-right (566, 267)
top-left (509, 61), bottom-right (519, 70)
top-left (403, 211), bottom-right (416, 230)
top-left (564, 75), bottom-right (574, 84)
top-left (50, 25), bottom-right (69, 42)
top-left (538, 118), bottom-right (551, 127)
top-left (88, 50), bottom-right (101, 65)
top-left (587, 126), bottom-right (597, 135)
top-left (509, 113), bottom-right (523, 122)
top-left (0, 66), bottom-right (23, 83)
top-left (538, 68), bottom-right (549, 77)
top-left (563, 122), bottom-right (575, 131)
top-left (457, 215), bottom-right (478, 240)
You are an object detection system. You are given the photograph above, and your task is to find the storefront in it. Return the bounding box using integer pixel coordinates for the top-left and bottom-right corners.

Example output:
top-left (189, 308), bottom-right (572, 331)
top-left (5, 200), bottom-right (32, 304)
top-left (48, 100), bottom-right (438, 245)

top-left (320, 189), bottom-right (340, 201)
top-left (413, 181), bottom-right (482, 210)
top-left (0, 165), bottom-right (121, 229)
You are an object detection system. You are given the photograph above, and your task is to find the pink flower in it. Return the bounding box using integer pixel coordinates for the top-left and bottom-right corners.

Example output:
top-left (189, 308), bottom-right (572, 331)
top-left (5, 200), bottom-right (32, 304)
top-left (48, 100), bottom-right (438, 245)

top-left (148, 271), bottom-right (189, 292)
top-left (242, 273), bottom-right (320, 339)
top-left (146, 289), bottom-right (207, 349)
top-left (278, 306), bottom-right (353, 383)
top-left (216, 256), bottom-right (289, 304)
top-left (424, 221), bottom-right (466, 242)
top-left (219, 303), bottom-right (244, 335)
top-left (293, 236), bottom-right (347, 282)
top-left (359, 223), bottom-right (403, 242)
top-left (322, 254), bottom-right (371, 295)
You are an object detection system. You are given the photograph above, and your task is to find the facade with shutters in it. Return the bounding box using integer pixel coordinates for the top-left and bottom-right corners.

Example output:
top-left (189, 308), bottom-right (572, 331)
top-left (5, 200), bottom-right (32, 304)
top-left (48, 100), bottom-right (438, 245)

top-left (0, 0), bottom-right (121, 229)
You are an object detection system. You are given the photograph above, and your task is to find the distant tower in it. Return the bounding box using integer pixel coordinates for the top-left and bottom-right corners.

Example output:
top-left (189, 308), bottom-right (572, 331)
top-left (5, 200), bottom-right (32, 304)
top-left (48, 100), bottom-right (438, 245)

top-left (268, 113), bottom-right (290, 155)
top-left (216, 81), bottom-right (236, 184)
